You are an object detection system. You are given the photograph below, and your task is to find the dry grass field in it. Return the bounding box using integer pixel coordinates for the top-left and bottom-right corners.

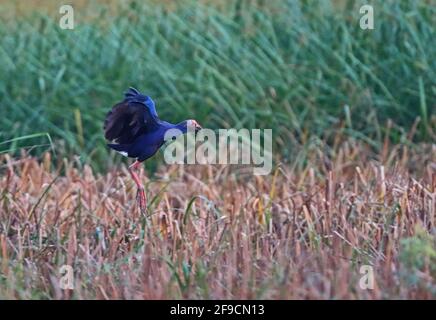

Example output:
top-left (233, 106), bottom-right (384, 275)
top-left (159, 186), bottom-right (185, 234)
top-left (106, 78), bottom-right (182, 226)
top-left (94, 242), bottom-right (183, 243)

top-left (0, 0), bottom-right (434, 302)
top-left (1, 139), bottom-right (434, 299)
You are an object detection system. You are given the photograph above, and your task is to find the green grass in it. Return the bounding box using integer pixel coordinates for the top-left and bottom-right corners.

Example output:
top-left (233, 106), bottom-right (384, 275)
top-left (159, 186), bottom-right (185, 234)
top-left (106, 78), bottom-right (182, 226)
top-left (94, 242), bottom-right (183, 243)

top-left (0, 0), bottom-right (434, 170)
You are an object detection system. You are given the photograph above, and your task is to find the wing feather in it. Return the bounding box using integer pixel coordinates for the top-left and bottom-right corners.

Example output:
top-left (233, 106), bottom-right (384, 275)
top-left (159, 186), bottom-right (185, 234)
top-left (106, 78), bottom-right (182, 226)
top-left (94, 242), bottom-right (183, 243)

top-left (104, 88), bottom-right (159, 144)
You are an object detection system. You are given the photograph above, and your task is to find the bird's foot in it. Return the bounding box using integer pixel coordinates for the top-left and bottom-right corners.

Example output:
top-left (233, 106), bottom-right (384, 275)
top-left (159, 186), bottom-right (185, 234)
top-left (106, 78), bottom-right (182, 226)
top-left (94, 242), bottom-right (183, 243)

top-left (136, 187), bottom-right (147, 214)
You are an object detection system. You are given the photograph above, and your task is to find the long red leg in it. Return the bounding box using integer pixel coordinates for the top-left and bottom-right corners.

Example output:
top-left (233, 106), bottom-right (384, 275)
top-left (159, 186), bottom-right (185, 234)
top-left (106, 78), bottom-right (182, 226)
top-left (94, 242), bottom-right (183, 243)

top-left (128, 160), bottom-right (146, 213)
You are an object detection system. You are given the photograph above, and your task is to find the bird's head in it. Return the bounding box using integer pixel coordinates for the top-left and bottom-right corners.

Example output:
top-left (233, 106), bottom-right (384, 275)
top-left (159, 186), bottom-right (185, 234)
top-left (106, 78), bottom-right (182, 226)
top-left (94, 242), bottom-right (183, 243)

top-left (187, 119), bottom-right (202, 133)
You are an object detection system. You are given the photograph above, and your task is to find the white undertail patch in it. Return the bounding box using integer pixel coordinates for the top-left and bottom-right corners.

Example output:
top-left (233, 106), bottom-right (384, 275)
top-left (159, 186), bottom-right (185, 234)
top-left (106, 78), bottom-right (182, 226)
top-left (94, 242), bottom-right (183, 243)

top-left (117, 151), bottom-right (128, 157)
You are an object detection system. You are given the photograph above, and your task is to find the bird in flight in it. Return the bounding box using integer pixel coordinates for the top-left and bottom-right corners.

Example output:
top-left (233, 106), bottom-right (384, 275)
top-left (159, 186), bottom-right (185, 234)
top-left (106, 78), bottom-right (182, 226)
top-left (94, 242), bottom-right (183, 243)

top-left (104, 87), bottom-right (202, 213)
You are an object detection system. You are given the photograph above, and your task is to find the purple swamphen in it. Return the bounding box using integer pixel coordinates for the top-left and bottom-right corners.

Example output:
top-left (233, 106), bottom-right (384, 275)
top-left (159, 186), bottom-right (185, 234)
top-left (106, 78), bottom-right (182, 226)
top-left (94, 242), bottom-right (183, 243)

top-left (104, 87), bottom-right (202, 212)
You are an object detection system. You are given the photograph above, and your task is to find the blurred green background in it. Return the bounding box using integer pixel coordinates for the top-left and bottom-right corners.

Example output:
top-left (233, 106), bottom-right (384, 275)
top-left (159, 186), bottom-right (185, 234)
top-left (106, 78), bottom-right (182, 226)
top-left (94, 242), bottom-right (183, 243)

top-left (0, 0), bottom-right (434, 171)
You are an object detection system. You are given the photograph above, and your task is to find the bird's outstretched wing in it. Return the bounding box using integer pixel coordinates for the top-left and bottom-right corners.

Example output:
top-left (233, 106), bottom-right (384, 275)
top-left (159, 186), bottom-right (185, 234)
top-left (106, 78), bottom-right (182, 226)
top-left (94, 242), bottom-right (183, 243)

top-left (104, 87), bottom-right (159, 144)
top-left (123, 87), bottom-right (159, 119)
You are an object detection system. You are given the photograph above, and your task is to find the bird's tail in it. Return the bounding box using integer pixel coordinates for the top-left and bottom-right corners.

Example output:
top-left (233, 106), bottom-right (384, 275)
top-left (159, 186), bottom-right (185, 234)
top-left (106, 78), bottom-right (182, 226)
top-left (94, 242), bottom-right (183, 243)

top-left (107, 143), bottom-right (131, 155)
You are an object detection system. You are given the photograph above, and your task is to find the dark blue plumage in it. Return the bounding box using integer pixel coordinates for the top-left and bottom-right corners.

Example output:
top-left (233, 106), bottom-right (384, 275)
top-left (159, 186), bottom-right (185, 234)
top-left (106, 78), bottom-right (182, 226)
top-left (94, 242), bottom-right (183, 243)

top-left (104, 87), bottom-right (201, 162)
top-left (104, 87), bottom-right (202, 212)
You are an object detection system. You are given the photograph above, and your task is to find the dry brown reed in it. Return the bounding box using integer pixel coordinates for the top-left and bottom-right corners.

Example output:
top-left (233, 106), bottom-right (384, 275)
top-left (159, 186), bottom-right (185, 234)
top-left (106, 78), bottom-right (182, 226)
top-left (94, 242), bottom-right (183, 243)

top-left (0, 140), bottom-right (435, 299)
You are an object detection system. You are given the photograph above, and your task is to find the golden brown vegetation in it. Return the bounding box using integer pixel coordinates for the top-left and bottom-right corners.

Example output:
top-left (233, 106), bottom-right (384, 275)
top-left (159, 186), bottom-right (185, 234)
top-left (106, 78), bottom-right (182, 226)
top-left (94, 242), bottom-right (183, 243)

top-left (0, 140), bottom-right (435, 299)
